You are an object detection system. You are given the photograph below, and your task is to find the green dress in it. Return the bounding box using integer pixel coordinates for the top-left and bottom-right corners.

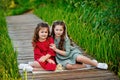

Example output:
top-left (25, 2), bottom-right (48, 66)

top-left (54, 37), bottom-right (83, 68)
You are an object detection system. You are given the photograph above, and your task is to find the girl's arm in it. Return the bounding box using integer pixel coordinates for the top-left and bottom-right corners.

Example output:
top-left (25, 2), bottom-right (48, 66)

top-left (40, 37), bottom-right (56, 62)
top-left (39, 54), bottom-right (51, 62)
top-left (55, 48), bottom-right (66, 56)
top-left (50, 37), bottom-right (71, 56)
top-left (47, 59), bottom-right (55, 64)
top-left (44, 54), bottom-right (51, 60)
top-left (34, 45), bottom-right (51, 62)
top-left (50, 44), bottom-right (66, 56)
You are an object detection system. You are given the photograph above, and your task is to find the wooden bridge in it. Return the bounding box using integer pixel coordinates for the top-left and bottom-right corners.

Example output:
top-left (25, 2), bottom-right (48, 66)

top-left (6, 14), bottom-right (119, 80)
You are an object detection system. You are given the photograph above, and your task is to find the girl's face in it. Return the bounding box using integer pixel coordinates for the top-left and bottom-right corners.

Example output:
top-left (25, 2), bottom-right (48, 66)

top-left (38, 27), bottom-right (48, 41)
top-left (54, 25), bottom-right (64, 38)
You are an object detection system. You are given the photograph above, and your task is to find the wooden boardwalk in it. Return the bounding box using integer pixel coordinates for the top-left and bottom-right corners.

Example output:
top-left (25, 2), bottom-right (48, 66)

top-left (6, 14), bottom-right (119, 80)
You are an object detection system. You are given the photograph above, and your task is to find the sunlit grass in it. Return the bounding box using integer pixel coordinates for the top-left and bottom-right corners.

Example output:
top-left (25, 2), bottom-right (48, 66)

top-left (0, 10), bottom-right (21, 80)
top-left (0, 0), bottom-right (119, 79)
top-left (34, 1), bottom-right (120, 77)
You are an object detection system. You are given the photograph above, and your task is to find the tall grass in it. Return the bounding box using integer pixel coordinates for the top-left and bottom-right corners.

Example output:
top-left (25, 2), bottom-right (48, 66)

top-left (1, 0), bottom-right (119, 78)
top-left (0, 10), bottom-right (21, 80)
top-left (34, 0), bottom-right (120, 77)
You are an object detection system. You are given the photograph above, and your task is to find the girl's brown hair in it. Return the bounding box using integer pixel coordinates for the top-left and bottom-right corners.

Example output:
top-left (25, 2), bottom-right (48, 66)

top-left (32, 22), bottom-right (50, 47)
top-left (51, 21), bottom-right (66, 50)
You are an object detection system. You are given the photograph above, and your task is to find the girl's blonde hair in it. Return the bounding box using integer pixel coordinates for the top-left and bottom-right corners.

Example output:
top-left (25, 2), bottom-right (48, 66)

top-left (51, 21), bottom-right (66, 50)
top-left (32, 22), bottom-right (50, 47)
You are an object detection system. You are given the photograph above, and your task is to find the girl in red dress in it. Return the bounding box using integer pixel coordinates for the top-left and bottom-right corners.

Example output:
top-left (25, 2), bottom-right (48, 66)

top-left (19, 22), bottom-right (56, 72)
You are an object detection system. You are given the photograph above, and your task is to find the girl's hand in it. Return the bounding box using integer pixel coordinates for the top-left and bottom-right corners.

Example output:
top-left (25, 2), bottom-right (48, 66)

top-left (50, 44), bottom-right (56, 51)
top-left (39, 56), bottom-right (47, 62)
top-left (47, 59), bottom-right (55, 64)
top-left (50, 43), bottom-right (66, 56)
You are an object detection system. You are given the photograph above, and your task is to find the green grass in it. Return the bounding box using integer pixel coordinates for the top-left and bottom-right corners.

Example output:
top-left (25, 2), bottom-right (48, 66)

top-left (6, 0), bottom-right (42, 16)
top-left (0, 0), bottom-right (119, 79)
top-left (34, 0), bottom-right (120, 77)
top-left (0, 10), bottom-right (21, 80)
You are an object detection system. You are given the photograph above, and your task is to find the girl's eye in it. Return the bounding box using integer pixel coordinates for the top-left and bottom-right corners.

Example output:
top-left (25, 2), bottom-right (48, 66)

top-left (56, 29), bottom-right (59, 31)
top-left (60, 29), bottom-right (63, 31)
top-left (40, 31), bottom-right (48, 33)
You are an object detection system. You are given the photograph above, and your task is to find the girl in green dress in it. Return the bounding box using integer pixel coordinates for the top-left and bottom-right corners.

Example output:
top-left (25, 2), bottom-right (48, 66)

top-left (50, 20), bottom-right (108, 70)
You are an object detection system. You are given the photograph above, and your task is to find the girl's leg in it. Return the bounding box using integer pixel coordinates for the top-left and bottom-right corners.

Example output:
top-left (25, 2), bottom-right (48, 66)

top-left (30, 61), bottom-right (42, 68)
top-left (23, 61), bottom-right (45, 72)
top-left (76, 55), bottom-right (108, 69)
top-left (76, 55), bottom-right (98, 67)
top-left (66, 63), bottom-right (86, 70)
top-left (33, 67), bottom-right (44, 71)
top-left (29, 61), bottom-right (44, 71)
top-left (33, 61), bottom-right (56, 71)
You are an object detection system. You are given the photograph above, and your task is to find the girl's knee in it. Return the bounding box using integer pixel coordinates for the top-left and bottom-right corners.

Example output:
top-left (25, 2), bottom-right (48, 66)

top-left (31, 61), bottom-right (39, 66)
top-left (76, 55), bottom-right (85, 61)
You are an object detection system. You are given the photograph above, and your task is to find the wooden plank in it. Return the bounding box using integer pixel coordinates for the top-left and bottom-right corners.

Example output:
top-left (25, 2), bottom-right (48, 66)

top-left (14, 47), bottom-right (33, 50)
top-left (18, 59), bottom-right (34, 63)
top-left (6, 14), bottom-right (42, 24)
top-left (18, 53), bottom-right (33, 56)
top-left (9, 32), bottom-right (33, 37)
top-left (26, 69), bottom-right (118, 80)
top-left (11, 40), bottom-right (32, 48)
top-left (17, 56), bottom-right (33, 60)
top-left (9, 35), bottom-right (33, 39)
top-left (7, 23), bottom-right (36, 28)
top-left (17, 50), bottom-right (33, 53)
top-left (8, 29), bottom-right (34, 34)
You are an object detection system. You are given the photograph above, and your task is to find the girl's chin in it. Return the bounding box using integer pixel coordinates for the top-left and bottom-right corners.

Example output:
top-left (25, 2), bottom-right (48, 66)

top-left (55, 36), bottom-right (61, 38)
top-left (39, 37), bottom-right (47, 40)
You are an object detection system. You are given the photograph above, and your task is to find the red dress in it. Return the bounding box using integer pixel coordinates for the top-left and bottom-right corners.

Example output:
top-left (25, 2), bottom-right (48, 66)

top-left (34, 37), bottom-right (56, 71)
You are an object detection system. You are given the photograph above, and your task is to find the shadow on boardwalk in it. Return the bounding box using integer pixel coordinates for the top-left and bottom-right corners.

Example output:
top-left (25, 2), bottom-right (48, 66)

top-left (6, 13), bottom-right (119, 80)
